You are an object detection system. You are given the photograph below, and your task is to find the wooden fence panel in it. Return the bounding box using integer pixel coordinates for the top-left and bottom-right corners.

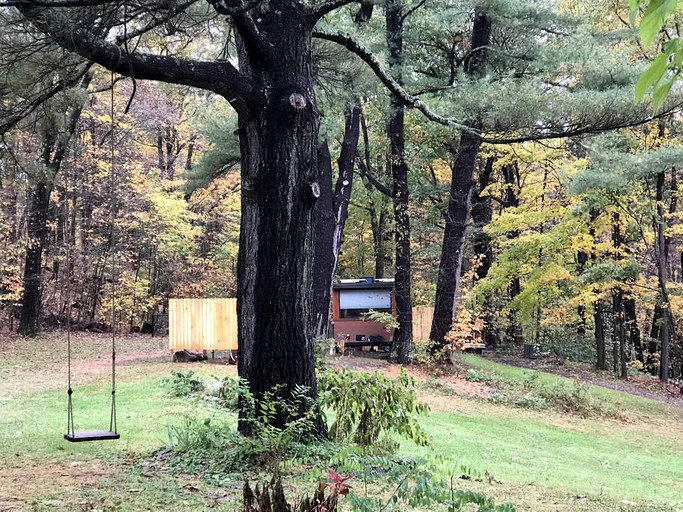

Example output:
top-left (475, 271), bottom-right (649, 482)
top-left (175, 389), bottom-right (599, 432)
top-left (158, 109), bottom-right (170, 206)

top-left (412, 306), bottom-right (434, 342)
top-left (169, 298), bottom-right (238, 351)
top-left (169, 298), bottom-right (433, 350)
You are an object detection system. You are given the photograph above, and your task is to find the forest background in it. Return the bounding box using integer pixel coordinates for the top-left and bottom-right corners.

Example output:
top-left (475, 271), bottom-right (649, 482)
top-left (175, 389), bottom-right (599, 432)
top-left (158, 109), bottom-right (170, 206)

top-left (1, 0), bottom-right (683, 386)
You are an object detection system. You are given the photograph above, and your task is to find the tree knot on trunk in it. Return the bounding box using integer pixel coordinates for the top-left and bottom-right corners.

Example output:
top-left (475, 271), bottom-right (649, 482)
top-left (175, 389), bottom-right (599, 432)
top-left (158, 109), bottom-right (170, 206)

top-left (289, 93), bottom-right (307, 110)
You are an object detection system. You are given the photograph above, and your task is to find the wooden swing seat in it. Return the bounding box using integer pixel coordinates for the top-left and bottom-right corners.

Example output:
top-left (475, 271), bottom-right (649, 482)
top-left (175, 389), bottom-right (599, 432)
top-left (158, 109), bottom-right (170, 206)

top-left (64, 431), bottom-right (120, 442)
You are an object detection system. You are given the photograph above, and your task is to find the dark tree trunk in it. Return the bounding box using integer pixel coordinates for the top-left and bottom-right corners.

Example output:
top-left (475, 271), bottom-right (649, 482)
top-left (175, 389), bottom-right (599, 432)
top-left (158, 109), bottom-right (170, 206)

top-left (18, 181), bottom-right (51, 336)
top-left (386, 0), bottom-right (412, 363)
top-left (654, 169), bottom-right (672, 383)
top-left (429, 9), bottom-right (491, 350)
top-left (17, 74), bottom-right (89, 335)
top-left (234, 15), bottom-right (326, 434)
top-left (371, 209), bottom-right (387, 278)
top-left (625, 297), bottom-right (643, 364)
top-left (471, 156), bottom-right (494, 281)
top-left (429, 134), bottom-right (478, 349)
top-left (595, 299), bottom-right (606, 370)
top-left (311, 105), bottom-right (360, 340)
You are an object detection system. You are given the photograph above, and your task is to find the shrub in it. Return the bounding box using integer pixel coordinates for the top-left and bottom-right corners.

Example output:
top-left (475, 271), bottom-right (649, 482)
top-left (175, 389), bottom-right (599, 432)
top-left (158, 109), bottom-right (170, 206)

top-left (465, 368), bottom-right (497, 384)
top-left (161, 371), bottom-right (204, 397)
top-left (318, 367), bottom-right (429, 451)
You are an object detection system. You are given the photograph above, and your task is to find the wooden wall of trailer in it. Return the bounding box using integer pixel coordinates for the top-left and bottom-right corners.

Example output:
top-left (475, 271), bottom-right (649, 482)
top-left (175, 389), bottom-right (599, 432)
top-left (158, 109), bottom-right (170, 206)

top-left (168, 298), bottom-right (238, 351)
top-left (169, 298), bottom-right (434, 351)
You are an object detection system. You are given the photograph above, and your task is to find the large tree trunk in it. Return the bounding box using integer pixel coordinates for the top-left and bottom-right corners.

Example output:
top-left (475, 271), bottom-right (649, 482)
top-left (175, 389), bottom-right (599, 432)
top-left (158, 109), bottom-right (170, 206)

top-left (429, 134), bottom-right (477, 349)
top-left (386, 0), bottom-right (412, 363)
top-left (235, 20), bottom-right (325, 434)
top-left (18, 181), bottom-right (51, 336)
top-left (429, 9), bottom-right (491, 350)
top-left (311, 106), bottom-right (360, 340)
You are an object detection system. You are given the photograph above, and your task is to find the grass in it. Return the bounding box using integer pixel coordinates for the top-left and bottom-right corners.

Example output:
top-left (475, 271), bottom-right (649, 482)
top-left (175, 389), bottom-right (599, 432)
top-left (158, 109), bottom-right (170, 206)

top-left (459, 353), bottom-right (683, 420)
top-left (0, 336), bottom-right (682, 511)
top-left (412, 407), bottom-right (683, 509)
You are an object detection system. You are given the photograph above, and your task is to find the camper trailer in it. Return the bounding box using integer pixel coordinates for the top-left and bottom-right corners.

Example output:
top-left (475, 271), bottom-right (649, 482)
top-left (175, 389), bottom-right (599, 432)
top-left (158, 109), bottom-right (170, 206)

top-left (331, 277), bottom-right (395, 352)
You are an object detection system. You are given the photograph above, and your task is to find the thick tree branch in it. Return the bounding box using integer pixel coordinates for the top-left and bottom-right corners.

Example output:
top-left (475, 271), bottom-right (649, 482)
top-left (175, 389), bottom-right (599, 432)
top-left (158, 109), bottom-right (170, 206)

top-left (310, 0), bottom-right (360, 20)
top-left (19, 7), bottom-right (259, 116)
top-left (356, 157), bottom-right (392, 197)
top-left (0, 0), bottom-right (118, 7)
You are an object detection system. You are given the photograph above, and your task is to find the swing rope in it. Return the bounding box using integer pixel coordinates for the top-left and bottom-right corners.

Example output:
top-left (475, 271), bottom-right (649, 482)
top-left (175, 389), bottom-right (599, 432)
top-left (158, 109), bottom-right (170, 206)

top-left (64, 68), bottom-right (119, 443)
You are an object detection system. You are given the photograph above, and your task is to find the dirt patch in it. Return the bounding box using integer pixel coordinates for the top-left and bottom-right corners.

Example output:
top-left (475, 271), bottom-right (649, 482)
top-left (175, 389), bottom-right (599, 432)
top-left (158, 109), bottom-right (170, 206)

top-left (0, 333), bottom-right (237, 397)
top-left (0, 460), bottom-right (113, 511)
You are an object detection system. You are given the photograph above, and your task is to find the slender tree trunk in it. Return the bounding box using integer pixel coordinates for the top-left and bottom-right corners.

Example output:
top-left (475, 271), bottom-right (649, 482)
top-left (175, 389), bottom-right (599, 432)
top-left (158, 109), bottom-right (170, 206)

top-left (386, 0), bottom-right (412, 363)
top-left (595, 299), bottom-right (606, 370)
top-left (18, 75), bottom-right (89, 335)
top-left (624, 297), bottom-right (643, 364)
top-left (311, 105), bottom-right (360, 340)
top-left (371, 209), bottom-right (387, 278)
top-left (655, 169), bottom-right (672, 383)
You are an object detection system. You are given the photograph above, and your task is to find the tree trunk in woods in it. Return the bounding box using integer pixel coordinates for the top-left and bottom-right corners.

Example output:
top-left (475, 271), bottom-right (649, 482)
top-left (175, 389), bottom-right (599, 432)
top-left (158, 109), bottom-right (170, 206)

top-left (429, 136), bottom-right (477, 349)
top-left (232, 15), bottom-right (327, 434)
top-left (594, 299), bottom-right (606, 370)
top-left (311, 105), bottom-right (360, 340)
top-left (386, 0), bottom-right (412, 363)
top-left (371, 209), bottom-right (388, 278)
top-left (471, 157), bottom-right (494, 281)
top-left (654, 168), bottom-right (673, 383)
top-left (18, 88), bottom-right (88, 336)
top-left (429, 9), bottom-right (491, 352)
top-left (624, 297), bottom-right (643, 364)
top-left (18, 182), bottom-right (51, 336)
top-left (471, 157), bottom-right (496, 346)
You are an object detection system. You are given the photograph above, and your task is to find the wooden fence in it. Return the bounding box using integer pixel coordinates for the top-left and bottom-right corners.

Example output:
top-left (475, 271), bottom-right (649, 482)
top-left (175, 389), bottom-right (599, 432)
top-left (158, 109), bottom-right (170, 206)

top-left (168, 298), bottom-right (238, 351)
top-left (412, 306), bottom-right (434, 342)
top-left (169, 298), bottom-right (434, 350)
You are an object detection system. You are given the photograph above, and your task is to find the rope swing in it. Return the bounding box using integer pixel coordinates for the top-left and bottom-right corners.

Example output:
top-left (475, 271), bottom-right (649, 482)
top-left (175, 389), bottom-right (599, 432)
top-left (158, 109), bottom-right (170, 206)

top-left (64, 69), bottom-right (120, 443)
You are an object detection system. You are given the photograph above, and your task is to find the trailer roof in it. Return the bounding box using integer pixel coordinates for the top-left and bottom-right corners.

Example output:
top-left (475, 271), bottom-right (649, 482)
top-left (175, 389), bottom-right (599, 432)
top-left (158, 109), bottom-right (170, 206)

top-left (333, 278), bottom-right (395, 290)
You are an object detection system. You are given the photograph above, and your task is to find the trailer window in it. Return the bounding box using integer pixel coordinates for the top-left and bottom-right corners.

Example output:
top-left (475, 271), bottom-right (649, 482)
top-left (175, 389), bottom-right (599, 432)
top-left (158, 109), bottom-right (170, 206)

top-left (339, 289), bottom-right (392, 319)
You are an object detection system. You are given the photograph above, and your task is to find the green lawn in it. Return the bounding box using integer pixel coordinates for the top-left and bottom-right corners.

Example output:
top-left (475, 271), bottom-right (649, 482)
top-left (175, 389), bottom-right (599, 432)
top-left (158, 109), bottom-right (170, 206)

top-left (0, 346), bottom-right (681, 511)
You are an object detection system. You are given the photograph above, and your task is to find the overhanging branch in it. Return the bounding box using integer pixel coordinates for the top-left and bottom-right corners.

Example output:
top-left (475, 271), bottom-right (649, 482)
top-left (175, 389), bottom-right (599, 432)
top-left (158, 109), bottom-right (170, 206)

top-left (18, 5), bottom-right (259, 116)
top-left (313, 30), bottom-right (477, 135)
top-left (313, 30), bottom-right (683, 145)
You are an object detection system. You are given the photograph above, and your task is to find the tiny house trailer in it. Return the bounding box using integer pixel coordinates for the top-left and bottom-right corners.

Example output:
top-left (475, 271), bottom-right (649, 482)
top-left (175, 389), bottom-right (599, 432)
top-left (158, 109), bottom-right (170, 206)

top-left (331, 277), bottom-right (395, 352)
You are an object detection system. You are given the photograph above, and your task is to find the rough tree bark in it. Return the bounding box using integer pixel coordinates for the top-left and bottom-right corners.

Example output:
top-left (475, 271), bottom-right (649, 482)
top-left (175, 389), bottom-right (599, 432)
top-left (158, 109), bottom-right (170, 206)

top-left (386, 0), bottom-right (412, 363)
top-left (429, 9), bottom-right (491, 350)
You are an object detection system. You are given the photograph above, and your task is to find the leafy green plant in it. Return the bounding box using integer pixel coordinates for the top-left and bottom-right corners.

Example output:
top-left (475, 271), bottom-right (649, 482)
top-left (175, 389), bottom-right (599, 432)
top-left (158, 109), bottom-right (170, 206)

top-left (409, 339), bottom-right (439, 367)
top-left (161, 371), bottom-right (204, 397)
top-left (345, 457), bottom-right (516, 511)
top-left (318, 367), bottom-right (429, 451)
top-left (465, 368), bottom-right (497, 384)
top-left (362, 309), bottom-right (400, 331)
